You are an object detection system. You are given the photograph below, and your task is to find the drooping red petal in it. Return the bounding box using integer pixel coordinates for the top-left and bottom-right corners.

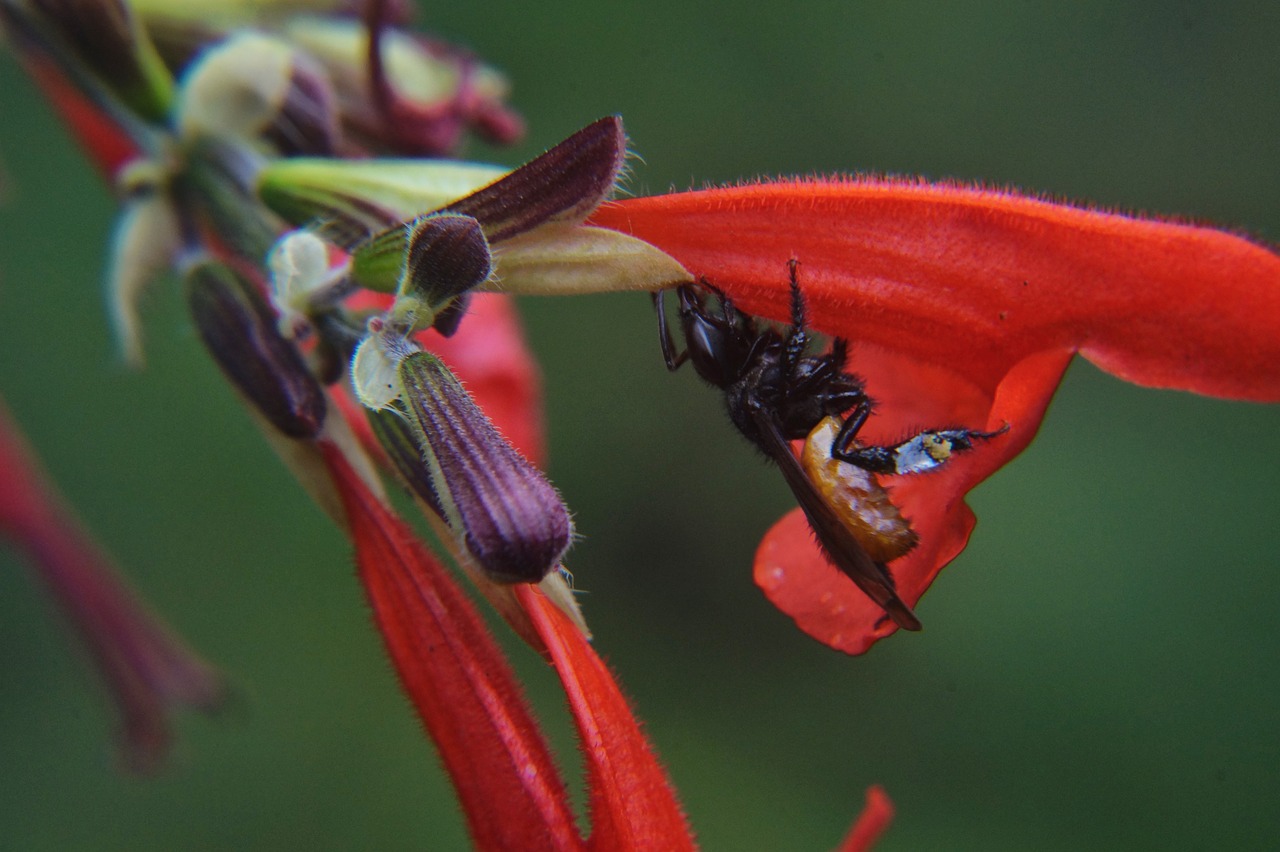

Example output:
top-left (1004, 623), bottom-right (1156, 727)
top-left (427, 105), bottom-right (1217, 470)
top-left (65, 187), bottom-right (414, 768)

top-left (0, 400), bottom-right (225, 772)
top-left (756, 347), bottom-right (1073, 653)
top-left (594, 179), bottom-right (1280, 653)
top-left (593, 179), bottom-right (1280, 402)
top-left (836, 785), bottom-right (895, 852)
top-left (516, 585), bottom-right (696, 852)
top-left (323, 443), bottom-right (583, 851)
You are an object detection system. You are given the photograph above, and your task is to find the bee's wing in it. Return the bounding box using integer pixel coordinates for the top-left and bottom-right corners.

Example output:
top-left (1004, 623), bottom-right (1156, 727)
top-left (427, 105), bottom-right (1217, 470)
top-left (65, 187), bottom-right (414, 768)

top-left (750, 411), bottom-right (923, 632)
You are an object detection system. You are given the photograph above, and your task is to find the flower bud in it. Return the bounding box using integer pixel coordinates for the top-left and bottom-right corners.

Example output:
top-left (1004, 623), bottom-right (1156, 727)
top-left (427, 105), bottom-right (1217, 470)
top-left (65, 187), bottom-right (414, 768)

top-left (351, 212), bottom-right (490, 308)
top-left (397, 351), bottom-right (573, 584)
top-left (177, 31), bottom-right (340, 155)
top-left (260, 115), bottom-right (625, 253)
top-left (283, 16), bottom-right (520, 156)
top-left (185, 259), bottom-right (327, 439)
top-left (444, 115), bottom-right (627, 242)
top-left (366, 407), bottom-right (441, 517)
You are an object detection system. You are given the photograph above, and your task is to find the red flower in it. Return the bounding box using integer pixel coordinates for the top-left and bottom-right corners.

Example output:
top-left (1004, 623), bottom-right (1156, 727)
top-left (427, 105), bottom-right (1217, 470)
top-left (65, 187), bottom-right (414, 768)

top-left (0, 399), bottom-right (226, 772)
top-left (591, 179), bottom-right (1280, 653)
top-left (324, 439), bottom-right (894, 850)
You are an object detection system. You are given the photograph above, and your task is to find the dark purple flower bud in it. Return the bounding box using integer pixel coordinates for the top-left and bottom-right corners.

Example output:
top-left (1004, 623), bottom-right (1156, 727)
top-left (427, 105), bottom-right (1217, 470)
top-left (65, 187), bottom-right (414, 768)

top-left (185, 260), bottom-right (327, 439)
top-left (339, 116), bottom-right (625, 289)
top-left (445, 115), bottom-right (626, 242)
top-left (177, 31), bottom-right (341, 157)
top-left (262, 54), bottom-right (341, 157)
top-left (366, 407), bottom-right (441, 517)
top-left (397, 352), bottom-right (572, 584)
top-left (351, 213), bottom-right (491, 312)
top-left (404, 213), bottom-right (491, 305)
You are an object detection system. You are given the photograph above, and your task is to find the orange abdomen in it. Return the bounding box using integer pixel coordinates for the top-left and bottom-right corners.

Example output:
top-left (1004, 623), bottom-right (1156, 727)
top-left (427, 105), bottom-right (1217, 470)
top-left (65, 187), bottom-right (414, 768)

top-left (801, 417), bottom-right (918, 562)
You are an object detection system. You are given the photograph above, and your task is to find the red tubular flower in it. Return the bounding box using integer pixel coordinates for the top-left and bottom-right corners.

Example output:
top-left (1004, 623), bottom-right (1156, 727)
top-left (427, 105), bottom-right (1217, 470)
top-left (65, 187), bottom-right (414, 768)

top-left (325, 436), bottom-right (894, 850)
top-left (591, 179), bottom-right (1280, 653)
top-left (0, 399), bottom-right (226, 772)
top-left (324, 443), bottom-right (583, 850)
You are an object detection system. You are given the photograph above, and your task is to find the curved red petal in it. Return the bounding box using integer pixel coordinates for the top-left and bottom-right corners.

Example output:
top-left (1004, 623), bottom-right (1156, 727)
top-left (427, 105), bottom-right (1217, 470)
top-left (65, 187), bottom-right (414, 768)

top-left (593, 179), bottom-right (1280, 402)
top-left (597, 178), bottom-right (1278, 651)
top-left (756, 348), bottom-right (1074, 653)
top-left (323, 444), bottom-right (583, 851)
top-left (0, 401), bottom-right (225, 772)
top-left (516, 585), bottom-right (696, 852)
top-left (836, 785), bottom-right (895, 852)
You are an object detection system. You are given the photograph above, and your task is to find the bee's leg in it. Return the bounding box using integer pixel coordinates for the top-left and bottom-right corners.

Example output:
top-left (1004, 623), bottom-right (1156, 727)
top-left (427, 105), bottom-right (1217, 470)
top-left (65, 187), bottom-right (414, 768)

top-left (833, 424), bottom-right (1009, 475)
top-left (829, 397), bottom-right (873, 457)
top-left (653, 288), bottom-right (688, 371)
top-left (782, 258), bottom-right (809, 373)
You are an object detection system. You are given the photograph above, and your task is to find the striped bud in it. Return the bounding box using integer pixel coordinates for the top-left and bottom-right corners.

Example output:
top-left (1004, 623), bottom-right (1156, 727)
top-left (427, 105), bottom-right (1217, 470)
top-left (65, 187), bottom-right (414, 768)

top-left (397, 352), bottom-right (572, 584)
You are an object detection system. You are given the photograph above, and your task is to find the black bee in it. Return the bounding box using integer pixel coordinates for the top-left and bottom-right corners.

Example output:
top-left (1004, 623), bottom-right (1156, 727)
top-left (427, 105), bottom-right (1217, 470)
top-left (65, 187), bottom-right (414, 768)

top-left (655, 260), bottom-right (1003, 631)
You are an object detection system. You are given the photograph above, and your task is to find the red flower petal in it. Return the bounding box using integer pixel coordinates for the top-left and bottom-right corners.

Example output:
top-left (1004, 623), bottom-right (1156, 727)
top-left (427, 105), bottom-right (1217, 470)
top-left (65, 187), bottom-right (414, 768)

top-left (756, 347), bottom-right (1073, 653)
top-left (594, 179), bottom-right (1280, 653)
top-left (0, 400), bottom-right (225, 772)
top-left (324, 443), bottom-right (583, 851)
top-left (517, 585), bottom-right (696, 851)
top-left (593, 179), bottom-right (1280, 401)
top-left (836, 785), bottom-right (895, 852)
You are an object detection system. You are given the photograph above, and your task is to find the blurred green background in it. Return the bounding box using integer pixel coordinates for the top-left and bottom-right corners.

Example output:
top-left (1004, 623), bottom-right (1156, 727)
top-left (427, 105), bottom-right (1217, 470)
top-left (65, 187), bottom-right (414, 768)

top-left (2, 1), bottom-right (1279, 849)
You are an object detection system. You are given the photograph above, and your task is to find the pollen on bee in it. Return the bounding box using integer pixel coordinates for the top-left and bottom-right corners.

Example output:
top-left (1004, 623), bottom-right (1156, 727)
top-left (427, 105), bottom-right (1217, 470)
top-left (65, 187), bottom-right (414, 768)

top-left (801, 417), bottom-right (919, 563)
top-left (921, 433), bottom-right (953, 461)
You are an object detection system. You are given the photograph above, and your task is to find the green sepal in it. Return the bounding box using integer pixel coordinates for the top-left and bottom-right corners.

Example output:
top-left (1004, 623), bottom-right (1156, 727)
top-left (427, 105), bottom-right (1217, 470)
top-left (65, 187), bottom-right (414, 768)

top-left (257, 157), bottom-right (507, 248)
top-left (349, 225), bottom-right (408, 293)
top-left (491, 223), bottom-right (692, 295)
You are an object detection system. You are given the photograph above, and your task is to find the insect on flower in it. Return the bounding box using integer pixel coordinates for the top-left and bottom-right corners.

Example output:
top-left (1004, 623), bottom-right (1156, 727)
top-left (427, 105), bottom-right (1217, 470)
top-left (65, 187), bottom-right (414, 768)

top-left (655, 260), bottom-right (1004, 631)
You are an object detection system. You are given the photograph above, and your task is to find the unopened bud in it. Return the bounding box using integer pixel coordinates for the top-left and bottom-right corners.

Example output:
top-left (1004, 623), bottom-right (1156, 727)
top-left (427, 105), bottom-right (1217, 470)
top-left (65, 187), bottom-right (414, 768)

top-left (283, 16), bottom-right (519, 156)
top-left (398, 352), bottom-right (573, 584)
top-left (351, 213), bottom-right (490, 308)
top-left (177, 32), bottom-right (339, 155)
top-left (185, 260), bottom-right (326, 439)
top-left (445, 115), bottom-right (627, 242)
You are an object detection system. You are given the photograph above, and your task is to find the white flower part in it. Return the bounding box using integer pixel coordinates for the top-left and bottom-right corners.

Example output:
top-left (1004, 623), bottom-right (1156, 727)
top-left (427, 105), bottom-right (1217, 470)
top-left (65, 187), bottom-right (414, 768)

top-left (107, 192), bottom-right (181, 367)
top-left (268, 230), bottom-right (345, 338)
top-left (351, 324), bottom-right (419, 411)
top-left (177, 32), bottom-right (293, 140)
